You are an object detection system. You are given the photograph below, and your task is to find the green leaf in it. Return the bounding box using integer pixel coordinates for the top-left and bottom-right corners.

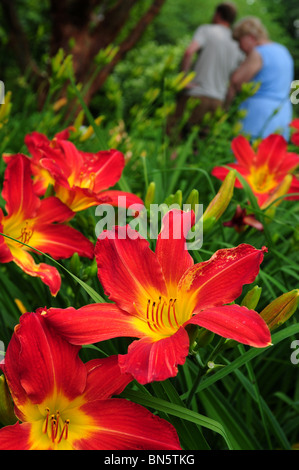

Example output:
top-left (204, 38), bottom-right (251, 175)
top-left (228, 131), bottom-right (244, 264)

top-left (0, 233), bottom-right (104, 304)
top-left (151, 380), bottom-right (210, 450)
top-left (198, 386), bottom-right (261, 449)
top-left (184, 324), bottom-right (299, 395)
top-left (121, 389), bottom-right (233, 449)
top-left (233, 369), bottom-right (291, 449)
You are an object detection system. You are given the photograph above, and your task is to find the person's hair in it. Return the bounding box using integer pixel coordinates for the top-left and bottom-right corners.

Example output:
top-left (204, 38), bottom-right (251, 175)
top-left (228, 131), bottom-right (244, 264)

top-left (215, 2), bottom-right (238, 25)
top-left (232, 16), bottom-right (269, 41)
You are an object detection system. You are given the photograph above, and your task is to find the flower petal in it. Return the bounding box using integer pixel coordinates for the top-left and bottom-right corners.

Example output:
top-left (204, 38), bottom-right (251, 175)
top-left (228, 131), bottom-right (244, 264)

top-left (118, 327), bottom-right (190, 384)
top-left (74, 399), bottom-right (181, 450)
top-left (231, 135), bottom-right (258, 167)
top-left (155, 210), bottom-right (194, 296)
top-left (24, 131), bottom-right (50, 159)
top-left (186, 304), bottom-right (271, 347)
top-left (290, 118), bottom-right (299, 131)
top-left (42, 303), bottom-right (144, 345)
top-left (53, 184), bottom-right (95, 212)
top-left (0, 214), bottom-right (13, 262)
top-left (0, 422), bottom-right (32, 450)
top-left (30, 224), bottom-right (94, 260)
top-left (95, 190), bottom-right (144, 207)
top-left (291, 133), bottom-right (299, 146)
top-left (2, 154), bottom-right (40, 220)
top-left (5, 312), bottom-right (87, 406)
top-left (286, 175), bottom-right (299, 200)
top-left (46, 140), bottom-right (83, 184)
top-left (211, 164), bottom-right (248, 189)
top-left (95, 225), bottom-right (167, 315)
top-left (9, 247), bottom-right (61, 296)
top-left (81, 149), bottom-right (125, 192)
top-left (83, 356), bottom-right (133, 402)
top-left (34, 196), bottom-right (75, 224)
top-left (0, 328), bottom-right (28, 412)
top-left (178, 244), bottom-right (266, 312)
top-left (257, 134), bottom-right (299, 174)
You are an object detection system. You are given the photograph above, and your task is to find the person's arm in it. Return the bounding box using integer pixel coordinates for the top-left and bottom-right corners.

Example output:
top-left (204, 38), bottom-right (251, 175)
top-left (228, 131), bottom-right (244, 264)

top-left (181, 40), bottom-right (201, 73)
top-left (225, 49), bottom-right (263, 106)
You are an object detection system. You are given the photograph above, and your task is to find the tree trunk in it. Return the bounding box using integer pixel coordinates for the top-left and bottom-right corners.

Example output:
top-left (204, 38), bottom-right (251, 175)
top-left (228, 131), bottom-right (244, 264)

top-left (83, 0), bottom-right (167, 105)
top-left (49, 0), bottom-right (166, 105)
top-left (1, 0), bottom-right (166, 108)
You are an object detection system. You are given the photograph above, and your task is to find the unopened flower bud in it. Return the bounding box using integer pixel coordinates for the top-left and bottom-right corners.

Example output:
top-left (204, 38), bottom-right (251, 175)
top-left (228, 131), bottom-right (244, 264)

top-left (0, 375), bottom-right (17, 426)
top-left (260, 289), bottom-right (299, 331)
top-left (186, 189), bottom-right (200, 218)
top-left (195, 327), bottom-right (215, 349)
top-left (145, 182), bottom-right (156, 209)
top-left (203, 170), bottom-right (236, 231)
top-left (164, 190), bottom-right (182, 208)
top-left (241, 285), bottom-right (262, 310)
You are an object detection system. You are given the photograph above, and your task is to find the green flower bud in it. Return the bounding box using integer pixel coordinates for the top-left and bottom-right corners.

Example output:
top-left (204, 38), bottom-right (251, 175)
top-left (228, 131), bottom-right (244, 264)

top-left (260, 289), bottom-right (299, 331)
top-left (164, 190), bottom-right (182, 208)
top-left (195, 328), bottom-right (215, 348)
top-left (203, 170), bottom-right (236, 231)
top-left (0, 375), bottom-right (17, 426)
top-left (186, 189), bottom-right (199, 218)
top-left (145, 182), bottom-right (156, 209)
top-left (241, 285), bottom-right (262, 310)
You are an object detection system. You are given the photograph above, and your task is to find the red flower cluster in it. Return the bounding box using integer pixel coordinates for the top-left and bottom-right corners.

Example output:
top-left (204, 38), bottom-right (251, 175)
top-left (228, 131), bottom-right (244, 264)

top-left (0, 154), bottom-right (94, 295)
top-left (0, 130), bottom-right (142, 295)
top-left (0, 129), bottom-right (280, 450)
top-left (22, 128), bottom-right (142, 212)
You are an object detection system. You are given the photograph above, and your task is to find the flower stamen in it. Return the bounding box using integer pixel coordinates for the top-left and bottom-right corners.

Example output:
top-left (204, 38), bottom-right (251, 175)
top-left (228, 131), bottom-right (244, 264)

top-left (57, 419), bottom-right (70, 444)
top-left (43, 408), bottom-right (50, 434)
top-left (17, 221), bottom-right (33, 245)
top-left (43, 409), bottom-right (70, 444)
top-left (146, 297), bottom-right (180, 335)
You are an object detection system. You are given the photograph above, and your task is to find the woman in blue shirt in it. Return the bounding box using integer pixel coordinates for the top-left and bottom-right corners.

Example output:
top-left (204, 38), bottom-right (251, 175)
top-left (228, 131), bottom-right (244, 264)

top-left (226, 16), bottom-right (294, 141)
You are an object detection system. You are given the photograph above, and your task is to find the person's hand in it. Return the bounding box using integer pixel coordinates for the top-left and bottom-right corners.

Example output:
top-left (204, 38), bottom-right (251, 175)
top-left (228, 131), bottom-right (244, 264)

top-left (185, 82), bottom-right (196, 89)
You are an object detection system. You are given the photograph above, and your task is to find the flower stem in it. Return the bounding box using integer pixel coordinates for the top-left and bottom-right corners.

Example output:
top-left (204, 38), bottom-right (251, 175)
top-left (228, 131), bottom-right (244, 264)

top-left (186, 337), bottom-right (227, 407)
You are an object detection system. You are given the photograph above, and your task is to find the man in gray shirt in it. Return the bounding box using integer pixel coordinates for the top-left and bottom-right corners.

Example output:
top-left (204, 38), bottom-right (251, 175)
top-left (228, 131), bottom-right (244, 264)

top-left (168, 2), bottom-right (244, 137)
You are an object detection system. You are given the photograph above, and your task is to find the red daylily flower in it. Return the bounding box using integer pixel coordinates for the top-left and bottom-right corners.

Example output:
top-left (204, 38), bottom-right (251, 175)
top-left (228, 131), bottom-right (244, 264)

top-left (0, 312), bottom-right (181, 450)
top-left (212, 134), bottom-right (299, 208)
top-left (286, 175), bottom-right (299, 200)
top-left (41, 210), bottom-right (271, 384)
top-left (289, 118), bottom-right (299, 146)
top-left (17, 129), bottom-right (143, 212)
top-left (0, 154), bottom-right (94, 295)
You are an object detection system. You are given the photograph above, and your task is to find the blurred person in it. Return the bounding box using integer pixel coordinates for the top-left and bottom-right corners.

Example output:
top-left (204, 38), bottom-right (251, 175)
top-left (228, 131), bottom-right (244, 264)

top-left (168, 2), bottom-right (244, 136)
top-left (227, 16), bottom-right (294, 140)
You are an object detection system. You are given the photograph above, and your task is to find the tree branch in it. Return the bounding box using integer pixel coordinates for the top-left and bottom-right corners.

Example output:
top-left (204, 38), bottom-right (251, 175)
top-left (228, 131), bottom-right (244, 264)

top-left (85, 0), bottom-right (167, 102)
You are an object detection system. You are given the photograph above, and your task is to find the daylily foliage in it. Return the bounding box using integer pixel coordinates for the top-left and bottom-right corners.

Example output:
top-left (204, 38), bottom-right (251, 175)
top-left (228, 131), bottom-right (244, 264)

top-left (0, 124), bottom-right (298, 451)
